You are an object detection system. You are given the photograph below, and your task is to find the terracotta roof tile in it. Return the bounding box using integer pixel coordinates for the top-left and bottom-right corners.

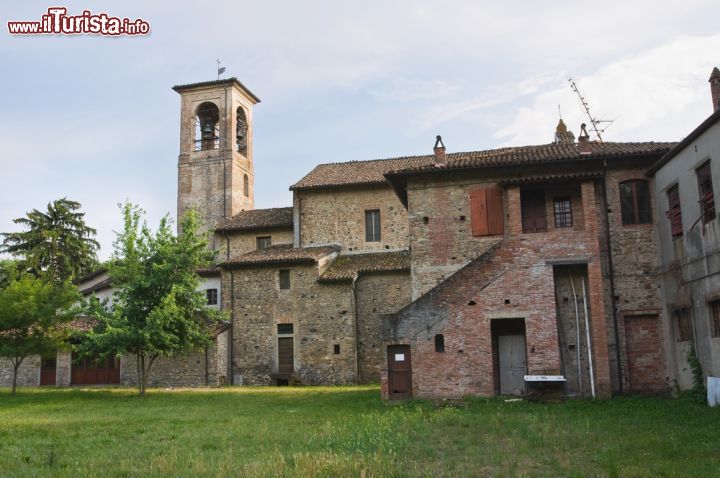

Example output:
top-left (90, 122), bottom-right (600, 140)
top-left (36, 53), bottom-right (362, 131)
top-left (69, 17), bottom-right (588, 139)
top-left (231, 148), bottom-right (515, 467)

top-left (221, 244), bottom-right (339, 268)
top-left (215, 207), bottom-right (293, 232)
top-left (319, 250), bottom-right (410, 282)
top-left (290, 156), bottom-right (434, 190)
top-left (290, 142), bottom-right (675, 191)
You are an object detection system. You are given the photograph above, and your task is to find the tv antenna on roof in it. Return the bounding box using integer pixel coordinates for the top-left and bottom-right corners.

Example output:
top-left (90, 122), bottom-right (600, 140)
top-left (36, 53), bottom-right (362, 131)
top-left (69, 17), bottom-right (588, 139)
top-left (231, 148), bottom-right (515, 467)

top-left (568, 77), bottom-right (614, 142)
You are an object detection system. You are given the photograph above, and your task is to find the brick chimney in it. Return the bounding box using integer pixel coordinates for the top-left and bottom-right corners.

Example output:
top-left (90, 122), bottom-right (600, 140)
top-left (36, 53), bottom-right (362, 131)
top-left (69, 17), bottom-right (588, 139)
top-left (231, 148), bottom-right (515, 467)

top-left (710, 67), bottom-right (720, 112)
top-left (433, 135), bottom-right (446, 166)
top-left (578, 123), bottom-right (591, 155)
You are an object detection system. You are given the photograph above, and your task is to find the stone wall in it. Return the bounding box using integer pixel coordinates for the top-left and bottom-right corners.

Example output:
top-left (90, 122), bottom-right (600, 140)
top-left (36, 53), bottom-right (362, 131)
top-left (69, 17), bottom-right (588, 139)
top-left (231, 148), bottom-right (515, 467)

top-left (224, 264), bottom-right (357, 385)
top-left (220, 228), bottom-right (294, 258)
top-left (355, 271), bottom-right (412, 383)
top-left (602, 167), bottom-right (666, 393)
top-left (298, 186), bottom-right (408, 252)
top-left (0, 356), bottom-right (39, 388)
top-left (120, 332), bottom-right (227, 387)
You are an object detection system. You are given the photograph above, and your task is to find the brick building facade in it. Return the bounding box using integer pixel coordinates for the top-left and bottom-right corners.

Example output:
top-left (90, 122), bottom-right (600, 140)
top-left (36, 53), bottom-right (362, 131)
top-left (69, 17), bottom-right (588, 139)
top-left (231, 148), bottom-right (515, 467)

top-left (2, 77), bottom-right (680, 399)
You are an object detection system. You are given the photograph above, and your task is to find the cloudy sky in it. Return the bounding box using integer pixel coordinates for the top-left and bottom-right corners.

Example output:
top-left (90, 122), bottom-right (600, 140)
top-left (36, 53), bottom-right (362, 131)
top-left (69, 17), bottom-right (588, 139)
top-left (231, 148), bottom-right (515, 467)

top-left (1, 1), bottom-right (718, 259)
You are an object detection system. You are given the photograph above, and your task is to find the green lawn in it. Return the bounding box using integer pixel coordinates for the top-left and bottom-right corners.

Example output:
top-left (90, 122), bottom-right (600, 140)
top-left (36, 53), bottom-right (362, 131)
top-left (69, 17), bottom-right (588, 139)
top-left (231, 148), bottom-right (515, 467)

top-left (0, 386), bottom-right (718, 477)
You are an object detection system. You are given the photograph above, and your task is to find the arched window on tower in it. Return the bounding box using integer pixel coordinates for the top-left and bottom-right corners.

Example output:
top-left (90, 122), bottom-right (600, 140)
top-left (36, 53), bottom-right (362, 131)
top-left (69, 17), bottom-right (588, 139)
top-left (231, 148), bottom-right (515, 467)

top-left (244, 174), bottom-right (249, 197)
top-left (236, 107), bottom-right (248, 156)
top-left (194, 102), bottom-right (220, 151)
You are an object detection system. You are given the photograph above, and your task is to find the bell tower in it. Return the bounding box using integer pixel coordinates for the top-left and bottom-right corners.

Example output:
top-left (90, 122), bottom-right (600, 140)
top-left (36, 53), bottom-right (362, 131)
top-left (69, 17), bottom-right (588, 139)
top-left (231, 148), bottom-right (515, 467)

top-left (173, 78), bottom-right (260, 238)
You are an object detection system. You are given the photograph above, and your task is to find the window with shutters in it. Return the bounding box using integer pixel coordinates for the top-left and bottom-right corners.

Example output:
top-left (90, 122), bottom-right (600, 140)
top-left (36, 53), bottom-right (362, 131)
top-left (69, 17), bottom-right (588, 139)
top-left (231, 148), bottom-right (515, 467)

top-left (278, 269), bottom-right (290, 290)
top-left (365, 209), bottom-right (381, 242)
top-left (666, 184), bottom-right (683, 238)
top-left (469, 186), bottom-right (504, 236)
top-left (619, 180), bottom-right (652, 225)
top-left (521, 189), bottom-right (547, 233)
top-left (553, 197), bottom-right (572, 228)
top-left (697, 161), bottom-right (715, 224)
top-left (674, 308), bottom-right (692, 342)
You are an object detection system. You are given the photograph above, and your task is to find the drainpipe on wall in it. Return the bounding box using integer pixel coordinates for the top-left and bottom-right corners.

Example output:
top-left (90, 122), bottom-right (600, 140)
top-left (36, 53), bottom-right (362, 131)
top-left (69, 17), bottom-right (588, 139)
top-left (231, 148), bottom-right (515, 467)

top-left (602, 160), bottom-right (624, 393)
top-left (351, 277), bottom-right (360, 385)
top-left (229, 270), bottom-right (235, 385)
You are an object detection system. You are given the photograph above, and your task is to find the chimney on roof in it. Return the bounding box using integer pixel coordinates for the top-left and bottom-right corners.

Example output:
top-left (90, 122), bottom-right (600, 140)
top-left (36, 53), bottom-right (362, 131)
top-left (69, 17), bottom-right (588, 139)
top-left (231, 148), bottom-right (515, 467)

top-left (710, 67), bottom-right (720, 112)
top-left (433, 135), bottom-right (446, 166)
top-left (554, 118), bottom-right (575, 144)
top-left (578, 123), bottom-right (592, 155)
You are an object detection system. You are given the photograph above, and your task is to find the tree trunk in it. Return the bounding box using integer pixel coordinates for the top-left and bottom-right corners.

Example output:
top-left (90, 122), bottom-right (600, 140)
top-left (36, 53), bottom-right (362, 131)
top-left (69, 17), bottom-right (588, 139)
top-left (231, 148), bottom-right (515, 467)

top-left (11, 357), bottom-right (24, 396)
top-left (138, 354), bottom-right (146, 396)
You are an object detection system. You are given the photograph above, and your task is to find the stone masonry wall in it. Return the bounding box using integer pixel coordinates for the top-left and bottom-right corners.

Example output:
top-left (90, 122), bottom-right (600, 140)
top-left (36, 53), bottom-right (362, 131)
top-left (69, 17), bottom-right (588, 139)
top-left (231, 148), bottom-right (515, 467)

top-left (220, 228), bottom-right (294, 259)
top-left (299, 186), bottom-right (408, 252)
top-left (602, 167), bottom-right (666, 393)
top-left (224, 264), bottom-right (357, 385)
top-left (0, 356), bottom-right (39, 388)
top-left (355, 271), bottom-right (412, 383)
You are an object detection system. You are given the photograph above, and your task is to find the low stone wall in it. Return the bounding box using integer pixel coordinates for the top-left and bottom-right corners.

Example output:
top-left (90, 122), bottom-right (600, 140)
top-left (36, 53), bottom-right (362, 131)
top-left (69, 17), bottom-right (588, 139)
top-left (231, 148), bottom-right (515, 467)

top-left (0, 356), bottom-right (40, 388)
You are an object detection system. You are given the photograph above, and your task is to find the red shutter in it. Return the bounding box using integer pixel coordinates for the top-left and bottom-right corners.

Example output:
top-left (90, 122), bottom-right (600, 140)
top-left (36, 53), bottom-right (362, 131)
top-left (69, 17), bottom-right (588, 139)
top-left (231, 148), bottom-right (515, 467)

top-left (487, 186), bottom-right (504, 235)
top-left (470, 189), bottom-right (488, 236)
top-left (470, 185), bottom-right (504, 236)
top-left (666, 185), bottom-right (683, 238)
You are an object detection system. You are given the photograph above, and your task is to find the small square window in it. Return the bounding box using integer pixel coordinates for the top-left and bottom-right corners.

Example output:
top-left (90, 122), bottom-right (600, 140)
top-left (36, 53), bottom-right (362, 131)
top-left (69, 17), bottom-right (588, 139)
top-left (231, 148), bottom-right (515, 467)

top-left (278, 323), bottom-right (294, 335)
top-left (279, 269), bottom-right (290, 290)
top-left (256, 236), bottom-right (271, 250)
top-left (206, 288), bottom-right (218, 305)
top-left (365, 209), bottom-right (381, 242)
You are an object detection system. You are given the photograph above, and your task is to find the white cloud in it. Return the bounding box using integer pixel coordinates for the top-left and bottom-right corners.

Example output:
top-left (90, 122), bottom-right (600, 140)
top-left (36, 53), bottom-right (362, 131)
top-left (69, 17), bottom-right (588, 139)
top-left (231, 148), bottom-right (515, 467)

top-left (495, 34), bottom-right (720, 145)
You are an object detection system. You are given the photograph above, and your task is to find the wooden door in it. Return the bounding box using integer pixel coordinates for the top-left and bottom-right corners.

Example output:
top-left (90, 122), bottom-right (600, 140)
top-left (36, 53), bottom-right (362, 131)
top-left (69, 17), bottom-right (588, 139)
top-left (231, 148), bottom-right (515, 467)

top-left (40, 355), bottom-right (56, 386)
top-left (498, 335), bottom-right (527, 395)
top-left (387, 345), bottom-right (412, 399)
top-left (278, 337), bottom-right (294, 374)
top-left (625, 315), bottom-right (665, 393)
top-left (71, 352), bottom-right (120, 385)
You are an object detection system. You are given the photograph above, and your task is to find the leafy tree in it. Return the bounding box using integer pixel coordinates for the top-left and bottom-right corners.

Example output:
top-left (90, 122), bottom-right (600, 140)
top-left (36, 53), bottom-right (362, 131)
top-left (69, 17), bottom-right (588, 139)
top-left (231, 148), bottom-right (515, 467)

top-left (1, 198), bottom-right (100, 283)
top-left (81, 203), bottom-right (222, 395)
top-left (0, 273), bottom-right (79, 395)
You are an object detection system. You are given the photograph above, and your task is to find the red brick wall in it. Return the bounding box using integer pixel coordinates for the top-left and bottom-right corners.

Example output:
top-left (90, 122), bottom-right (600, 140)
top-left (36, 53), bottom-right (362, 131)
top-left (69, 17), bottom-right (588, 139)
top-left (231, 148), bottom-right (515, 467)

top-left (382, 179), bottom-right (614, 399)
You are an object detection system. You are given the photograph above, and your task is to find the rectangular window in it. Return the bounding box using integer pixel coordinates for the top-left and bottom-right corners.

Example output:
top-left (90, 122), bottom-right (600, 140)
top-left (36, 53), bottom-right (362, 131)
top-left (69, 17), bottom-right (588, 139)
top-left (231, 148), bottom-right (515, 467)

top-left (521, 189), bottom-right (547, 233)
top-left (256, 236), bottom-right (271, 250)
top-left (365, 209), bottom-right (381, 242)
top-left (710, 300), bottom-right (720, 338)
top-left (674, 308), bottom-right (692, 342)
top-left (277, 323), bottom-right (294, 335)
top-left (206, 288), bottom-right (218, 305)
top-left (666, 184), bottom-right (683, 238)
top-left (333, 344), bottom-right (340, 354)
top-left (279, 269), bottom-right (291, 290)
top-left (620, 180), bottom-right (652, 225)
top-left (697, 161), bottom-right (715, 224)
top-left (553, 197), bottom-right (573, 228)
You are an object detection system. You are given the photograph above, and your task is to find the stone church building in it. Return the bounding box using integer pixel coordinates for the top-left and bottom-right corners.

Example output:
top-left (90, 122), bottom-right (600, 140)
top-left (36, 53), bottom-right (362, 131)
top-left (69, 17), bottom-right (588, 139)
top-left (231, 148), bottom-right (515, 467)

top-left (2, 77), bottom-right (683, 399)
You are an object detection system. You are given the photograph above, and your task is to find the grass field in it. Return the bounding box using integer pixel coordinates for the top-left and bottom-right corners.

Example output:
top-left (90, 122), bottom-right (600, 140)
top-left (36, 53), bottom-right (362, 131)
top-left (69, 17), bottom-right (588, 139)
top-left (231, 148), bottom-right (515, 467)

top-left (0, 386), bottom-right (718, 477)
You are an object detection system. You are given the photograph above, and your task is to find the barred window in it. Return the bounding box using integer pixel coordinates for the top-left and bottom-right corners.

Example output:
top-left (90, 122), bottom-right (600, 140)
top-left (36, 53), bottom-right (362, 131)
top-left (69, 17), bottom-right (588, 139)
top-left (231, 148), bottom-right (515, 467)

top-left (277, 323), bottom-right (294, 335)
top-left (553, 197), bottom-right (573, 228)
top-left (710, 300), bottom-right (720, 338)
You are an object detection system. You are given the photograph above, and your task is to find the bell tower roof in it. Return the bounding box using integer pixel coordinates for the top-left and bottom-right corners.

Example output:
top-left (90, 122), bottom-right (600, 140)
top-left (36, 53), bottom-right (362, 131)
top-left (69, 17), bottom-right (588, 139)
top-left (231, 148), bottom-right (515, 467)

top-left (172, 77), bottom-right (261, 104)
